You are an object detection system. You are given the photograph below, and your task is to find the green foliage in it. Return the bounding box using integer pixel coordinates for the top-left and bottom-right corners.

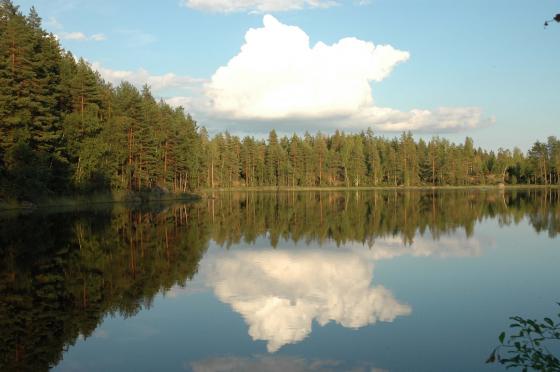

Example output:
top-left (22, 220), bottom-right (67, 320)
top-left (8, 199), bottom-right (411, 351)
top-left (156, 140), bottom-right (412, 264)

top-left (3, 141), bottom-right (50, 200)
top-left (0, 2), bottom-right (201, 201)
top-left (1, 2), bottom-right (559, 204)
top-left (196, 130), bottom-right (560, 189)
top-left (487, 304), bottom-right (560, 371)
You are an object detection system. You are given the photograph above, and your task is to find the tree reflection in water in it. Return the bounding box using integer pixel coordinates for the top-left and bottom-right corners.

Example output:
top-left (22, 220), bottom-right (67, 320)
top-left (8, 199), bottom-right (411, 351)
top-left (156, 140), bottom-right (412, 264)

top-left (0, 189), bottom-right (559, 370)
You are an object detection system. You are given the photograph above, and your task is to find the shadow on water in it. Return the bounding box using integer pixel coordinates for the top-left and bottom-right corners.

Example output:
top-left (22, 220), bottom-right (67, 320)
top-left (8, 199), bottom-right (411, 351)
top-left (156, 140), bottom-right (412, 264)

top-left (0, 188), bottom-right (559, 370)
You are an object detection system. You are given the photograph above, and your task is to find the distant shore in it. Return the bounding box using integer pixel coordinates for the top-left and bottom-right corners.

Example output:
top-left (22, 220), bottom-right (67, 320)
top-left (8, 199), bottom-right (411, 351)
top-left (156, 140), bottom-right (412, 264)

top-left (199, 184), bottom-right (560, 193)
top-left (2, 184), bottom-right (559, 212)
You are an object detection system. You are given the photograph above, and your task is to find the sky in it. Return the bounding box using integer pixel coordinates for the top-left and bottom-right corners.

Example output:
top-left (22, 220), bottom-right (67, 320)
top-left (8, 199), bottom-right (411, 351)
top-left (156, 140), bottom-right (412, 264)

top-left (13, 0), bottom-right (560, 150)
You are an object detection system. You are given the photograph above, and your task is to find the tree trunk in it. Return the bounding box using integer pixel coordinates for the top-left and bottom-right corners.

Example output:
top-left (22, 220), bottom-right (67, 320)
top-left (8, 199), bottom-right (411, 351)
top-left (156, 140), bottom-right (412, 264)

top-left (432, 158), bottom-right (436, 186)
top-left (319, 157), bottom-right (322, 186)
top-left (211, 158), bottom-right (214, 188)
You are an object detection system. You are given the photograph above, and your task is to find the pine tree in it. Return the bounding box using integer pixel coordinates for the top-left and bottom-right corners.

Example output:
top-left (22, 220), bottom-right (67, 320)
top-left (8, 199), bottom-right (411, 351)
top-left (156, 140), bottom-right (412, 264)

top-left (265, 130), bottom-right (280, 186)
top-left (288, 134), bottom-right (302, 187)
top-left (313, 133), bottom-right (328, 186)
top-left (0, 3), bottom-right (36, 150)
top-left (348, 136), bottom-right (366, 186)
top-left (113, 82), bottom-right (142, 190)
top-left (240, 136), bottom-right (256, 186)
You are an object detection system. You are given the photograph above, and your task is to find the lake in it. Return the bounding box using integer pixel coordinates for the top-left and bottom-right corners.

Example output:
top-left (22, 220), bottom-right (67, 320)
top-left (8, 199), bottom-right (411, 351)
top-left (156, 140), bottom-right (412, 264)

top-left (1, 189), bottom-right (559, 371)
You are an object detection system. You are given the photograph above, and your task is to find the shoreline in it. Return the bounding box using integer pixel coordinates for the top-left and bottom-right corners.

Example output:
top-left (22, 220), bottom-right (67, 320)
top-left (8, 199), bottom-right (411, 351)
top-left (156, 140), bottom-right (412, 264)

top-left (2, 184), bottom-right (559, 212)
top-left (199, 184), bottom-right (560, 193)
top-left (0, 191), bottom-right (201, 213)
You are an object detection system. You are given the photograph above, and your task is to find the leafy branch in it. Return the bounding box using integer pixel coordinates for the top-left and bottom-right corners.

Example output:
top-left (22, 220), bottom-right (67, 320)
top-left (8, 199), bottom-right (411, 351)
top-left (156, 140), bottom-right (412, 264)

top-left (487, 304), bottom-right (560, 371)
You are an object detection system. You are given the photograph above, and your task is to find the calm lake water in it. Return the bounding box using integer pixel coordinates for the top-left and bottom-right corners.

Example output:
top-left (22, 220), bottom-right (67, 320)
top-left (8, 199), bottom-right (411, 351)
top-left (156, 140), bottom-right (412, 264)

top-left (1, 189), bottom-right (559, 371)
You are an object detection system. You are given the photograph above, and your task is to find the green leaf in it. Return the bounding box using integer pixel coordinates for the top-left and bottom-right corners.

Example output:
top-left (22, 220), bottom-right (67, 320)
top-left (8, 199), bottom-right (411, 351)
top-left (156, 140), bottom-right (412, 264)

top-left (499, 332), bottom-right (506, 344)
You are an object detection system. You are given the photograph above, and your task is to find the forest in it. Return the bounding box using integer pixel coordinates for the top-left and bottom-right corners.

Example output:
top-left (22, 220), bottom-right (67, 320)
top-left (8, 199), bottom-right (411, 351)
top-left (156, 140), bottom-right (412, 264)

top-left (1, 1), bottom-right (560, 203)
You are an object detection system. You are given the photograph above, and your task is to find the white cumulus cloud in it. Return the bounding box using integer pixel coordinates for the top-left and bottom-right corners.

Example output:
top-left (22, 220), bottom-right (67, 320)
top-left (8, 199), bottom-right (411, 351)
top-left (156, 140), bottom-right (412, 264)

top-left (204, 15), bottom-right (490, 133)
top-left (182, 0), bottom-right (337, 13)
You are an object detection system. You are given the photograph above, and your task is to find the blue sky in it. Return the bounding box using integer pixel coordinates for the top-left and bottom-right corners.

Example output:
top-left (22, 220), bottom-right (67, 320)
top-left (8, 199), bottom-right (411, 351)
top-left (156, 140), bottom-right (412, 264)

top-left (13, 0), bottom-right (560, 150)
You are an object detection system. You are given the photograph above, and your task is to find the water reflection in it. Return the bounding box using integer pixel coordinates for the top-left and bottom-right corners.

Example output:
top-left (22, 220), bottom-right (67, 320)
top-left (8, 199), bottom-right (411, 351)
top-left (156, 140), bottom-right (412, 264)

top-left (200, 233), bottom-right (484, 352)
top-left (203, 249), bottom-right (411, 352)
top-left (0, 189), bottom-right (559, 370)
top-left (189, 355), bottom-right (382, 372)
top-left (0, 205), bottom-right (209, 371)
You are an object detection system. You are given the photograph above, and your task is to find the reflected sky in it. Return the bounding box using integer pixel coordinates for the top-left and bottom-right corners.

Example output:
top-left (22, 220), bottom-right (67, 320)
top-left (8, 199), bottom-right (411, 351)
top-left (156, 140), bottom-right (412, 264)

top-left (2, 190), bottom-right (559, 371)
top-left (198, 234), bottom-right (485, 352)
top-left (189, 355), bottom-right (383, 372)
top-left (202, 248), bottom-right (410, 352)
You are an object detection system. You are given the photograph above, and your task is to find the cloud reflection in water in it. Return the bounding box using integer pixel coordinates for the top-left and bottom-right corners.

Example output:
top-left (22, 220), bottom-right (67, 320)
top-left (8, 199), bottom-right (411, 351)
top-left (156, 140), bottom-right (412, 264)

top-left (189, 355), bottom-right (385, 372)
top-left (200, 234), bottom-right (483, 352)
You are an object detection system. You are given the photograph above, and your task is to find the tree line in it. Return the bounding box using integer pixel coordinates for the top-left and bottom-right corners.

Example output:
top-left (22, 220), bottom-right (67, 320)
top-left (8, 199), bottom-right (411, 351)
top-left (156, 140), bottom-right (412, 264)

top-left (201, 130), bottom-right (560, 189)
top-left (1, 2), bottom-right (559, 202)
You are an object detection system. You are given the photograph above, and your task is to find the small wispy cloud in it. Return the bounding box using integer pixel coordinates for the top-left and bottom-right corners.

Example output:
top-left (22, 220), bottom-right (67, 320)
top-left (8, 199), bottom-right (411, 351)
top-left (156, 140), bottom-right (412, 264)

top-left (92, 329), bottom-right (109, 339)
top-left (91, 62), bottom-right (205, 93)
top-left (57, 31), bottom-right (107, 41)
top-left (42, 0), bottom-right (81, 16)
top-left (45, 16), bottom-right (63, 30)
top-left (90, 33), bottom-right (107, 41)
top-left (188, 355), bottom-right (378, 372)
top-left (58, 31), bottom-right (88, 40)
top-left (49, 18), bottom-right (107, 42)
top-left (181, 0), bottom-right (338, 13)
top-left (116, 29), bottom-right (157, 47)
